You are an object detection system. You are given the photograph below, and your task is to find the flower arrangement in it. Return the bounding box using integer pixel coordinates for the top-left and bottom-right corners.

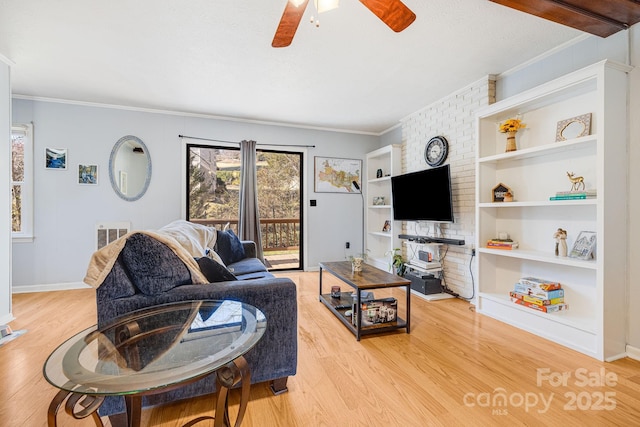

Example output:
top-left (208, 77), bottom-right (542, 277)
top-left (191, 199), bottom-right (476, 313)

top-left (499, 118), bottom-right (526, 133)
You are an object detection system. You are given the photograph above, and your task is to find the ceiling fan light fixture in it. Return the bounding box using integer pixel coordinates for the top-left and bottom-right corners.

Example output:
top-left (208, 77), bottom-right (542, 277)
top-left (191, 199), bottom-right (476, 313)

top-left (314, 0), bottom-right (339, 14)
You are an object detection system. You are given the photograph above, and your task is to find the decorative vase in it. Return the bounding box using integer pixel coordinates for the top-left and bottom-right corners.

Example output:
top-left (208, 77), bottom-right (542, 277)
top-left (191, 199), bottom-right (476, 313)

top-left (505, 131), bottom-right (517, 152)
top-left (352, 257), bottom-right (363, 272)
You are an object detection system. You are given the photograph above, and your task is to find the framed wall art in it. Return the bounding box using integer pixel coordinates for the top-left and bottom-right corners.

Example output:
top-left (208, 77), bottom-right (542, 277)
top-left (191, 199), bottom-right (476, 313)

top-left (314, 156), bottom-right (362, 193)
top-left (45, 147), bottom-right (67, 170)
top-left (555, 113), bottom-right (592, 141)
top-left (569, 231), bottom-right (596, 260)
top-left (78, 164), bottom-right (98, 185)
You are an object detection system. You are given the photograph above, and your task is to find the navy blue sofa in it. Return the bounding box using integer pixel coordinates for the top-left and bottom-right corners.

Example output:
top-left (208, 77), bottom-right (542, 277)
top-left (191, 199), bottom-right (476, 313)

top-left (94, 232), bottom-right (298, 417)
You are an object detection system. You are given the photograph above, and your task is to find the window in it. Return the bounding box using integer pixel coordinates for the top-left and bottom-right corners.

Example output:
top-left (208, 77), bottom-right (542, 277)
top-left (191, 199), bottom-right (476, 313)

top-left (11, 124), bottom-right (33, 242)
top-left (187, 144), bottom-right (303, 270)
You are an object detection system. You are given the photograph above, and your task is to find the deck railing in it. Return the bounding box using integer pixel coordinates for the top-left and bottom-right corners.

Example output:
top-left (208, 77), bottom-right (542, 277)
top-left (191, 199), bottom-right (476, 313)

top-left (190, 218), bottom-right (300, 253)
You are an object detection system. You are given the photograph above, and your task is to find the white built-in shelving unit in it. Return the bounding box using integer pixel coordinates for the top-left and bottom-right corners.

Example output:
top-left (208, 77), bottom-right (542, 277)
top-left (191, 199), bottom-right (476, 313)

top-left (365, 145), bottom-right (402, 272)
top-left (474, 60), bottom-right (630, 361)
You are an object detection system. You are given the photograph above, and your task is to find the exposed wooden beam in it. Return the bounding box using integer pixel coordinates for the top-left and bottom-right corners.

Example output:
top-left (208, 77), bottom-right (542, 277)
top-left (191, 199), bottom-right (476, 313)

top-left (490, 0), bottom-right (640, 37)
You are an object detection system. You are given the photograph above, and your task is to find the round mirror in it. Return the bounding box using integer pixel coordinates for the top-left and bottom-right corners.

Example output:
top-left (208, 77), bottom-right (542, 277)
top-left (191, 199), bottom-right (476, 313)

top-left (108, 135), bottom-right (152, 201)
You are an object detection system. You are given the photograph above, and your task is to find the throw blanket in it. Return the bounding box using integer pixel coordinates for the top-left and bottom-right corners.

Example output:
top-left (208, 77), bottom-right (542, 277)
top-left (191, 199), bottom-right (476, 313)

top-left (155, 219), bottom-right (218, 259)
top-left (84, 230), bottom-right (208, 289)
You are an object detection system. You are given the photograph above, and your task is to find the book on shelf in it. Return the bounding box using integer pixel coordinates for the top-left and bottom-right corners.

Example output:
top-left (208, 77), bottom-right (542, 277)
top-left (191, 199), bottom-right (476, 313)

top-left (555, 189), bottom-right (597, 196)
top-left (519, 277), bottom-right (562, 290)
top-left (511, 297), bottom-right (569, 313)
top-left (486, 240), bottom-right (519, 250)
top-left (550, 189), bottom-right (597, 200)
top-left (513, 283), bottom-right (565, 299)
top-left (549, 194), bottom-right (595, 200)
top-left (509, 291), bottom-right (564, 306)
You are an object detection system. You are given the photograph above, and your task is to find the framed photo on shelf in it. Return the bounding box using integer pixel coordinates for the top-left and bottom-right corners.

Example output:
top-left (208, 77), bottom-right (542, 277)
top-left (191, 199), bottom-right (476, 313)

top-left (45, 147), bottom-right (67, 170)
top-left (569, 231), bottom-right (596, 260)
top-left (314, 156), bottom-right (362, 194)
top-left (555, 113), bottom-right (592, 141)
top-left (382, 220), bottom-right (391, 232)
top-left (78, 164), bottom-right (98, 185)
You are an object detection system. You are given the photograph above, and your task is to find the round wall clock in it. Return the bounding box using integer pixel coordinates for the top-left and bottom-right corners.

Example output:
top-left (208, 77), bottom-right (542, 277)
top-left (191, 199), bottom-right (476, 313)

top-left (424, 136), bottom-right (449, 167)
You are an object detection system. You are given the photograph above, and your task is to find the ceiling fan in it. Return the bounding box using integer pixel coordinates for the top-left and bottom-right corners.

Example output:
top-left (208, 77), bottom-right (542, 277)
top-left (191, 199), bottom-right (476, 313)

top-left (272, 0), bottom-right (416, 48)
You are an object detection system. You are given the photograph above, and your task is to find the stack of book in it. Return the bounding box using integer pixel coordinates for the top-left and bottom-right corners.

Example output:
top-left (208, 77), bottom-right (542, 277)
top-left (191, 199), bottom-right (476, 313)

top-left (510, 276), bottom-right (568, 313)
top-left (486, 239), bottom-right (519, 250)
top-left (549, 189), bottom-right (596, 201)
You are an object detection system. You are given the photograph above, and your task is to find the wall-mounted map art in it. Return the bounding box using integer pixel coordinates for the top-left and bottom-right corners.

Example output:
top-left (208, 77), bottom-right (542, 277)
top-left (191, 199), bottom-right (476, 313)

top-left (314, 156), bottom-right (362, 193)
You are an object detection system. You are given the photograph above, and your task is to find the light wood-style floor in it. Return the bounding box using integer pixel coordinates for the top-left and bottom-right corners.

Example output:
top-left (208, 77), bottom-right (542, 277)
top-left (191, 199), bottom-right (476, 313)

top-left (3, 271), bottom-right (640, 426)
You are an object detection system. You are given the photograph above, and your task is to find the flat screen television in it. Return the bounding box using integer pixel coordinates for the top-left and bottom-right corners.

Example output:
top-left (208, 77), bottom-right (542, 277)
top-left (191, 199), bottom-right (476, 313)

top-left (391, 164), bottom-right (454, 222)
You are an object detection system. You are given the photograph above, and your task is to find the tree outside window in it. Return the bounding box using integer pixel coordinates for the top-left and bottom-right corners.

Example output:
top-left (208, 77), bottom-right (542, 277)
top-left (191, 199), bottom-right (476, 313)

top-left (11, 124), bottom-right (33, 240)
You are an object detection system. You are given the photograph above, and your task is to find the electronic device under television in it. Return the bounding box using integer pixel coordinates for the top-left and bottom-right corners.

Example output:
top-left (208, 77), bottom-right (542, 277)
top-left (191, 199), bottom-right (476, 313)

top-left (391, 164), bottom-right (454, 223)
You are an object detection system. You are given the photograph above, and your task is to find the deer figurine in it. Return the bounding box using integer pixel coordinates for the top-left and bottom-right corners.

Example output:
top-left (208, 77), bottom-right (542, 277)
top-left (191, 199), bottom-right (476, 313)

top-left (567, 172), bottom-right (585, 192)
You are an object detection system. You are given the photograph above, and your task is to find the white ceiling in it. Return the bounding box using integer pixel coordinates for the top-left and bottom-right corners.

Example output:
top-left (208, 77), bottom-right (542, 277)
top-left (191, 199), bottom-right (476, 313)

top-left (0, 0), bottom-right (584, 134)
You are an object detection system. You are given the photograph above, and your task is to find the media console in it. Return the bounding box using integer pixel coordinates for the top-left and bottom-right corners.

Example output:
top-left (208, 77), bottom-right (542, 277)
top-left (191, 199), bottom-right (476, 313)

top-left (398, 234), bottom-right (465, 246)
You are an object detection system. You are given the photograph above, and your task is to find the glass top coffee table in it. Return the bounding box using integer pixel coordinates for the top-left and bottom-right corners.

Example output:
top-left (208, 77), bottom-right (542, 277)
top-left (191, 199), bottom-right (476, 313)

top-left (43, 300), bottom-right (266, 427)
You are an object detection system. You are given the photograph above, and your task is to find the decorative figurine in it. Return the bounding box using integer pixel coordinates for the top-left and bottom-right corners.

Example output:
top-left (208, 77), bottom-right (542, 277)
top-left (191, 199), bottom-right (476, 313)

top-left (567, 171), bottom-right (585, 192)
top-left (553, 228), bottom-right (568, 257)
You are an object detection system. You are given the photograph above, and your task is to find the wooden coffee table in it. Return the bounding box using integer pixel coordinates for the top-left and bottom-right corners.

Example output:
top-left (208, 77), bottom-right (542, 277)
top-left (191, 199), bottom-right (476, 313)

top-left (319, 261), bottom-right (411, 340)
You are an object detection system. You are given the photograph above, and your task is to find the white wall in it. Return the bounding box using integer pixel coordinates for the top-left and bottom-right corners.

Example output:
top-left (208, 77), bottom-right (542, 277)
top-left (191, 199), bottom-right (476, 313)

top-left (497, 32), bottom-right (629, 99)
top-left (11, 99), bottom-right (380, 290)
top-left (399, 77), bottom-right (495, 298)
top-left (0, 58), bottom-right (12, 323)
top-left (627, 28), bottom-right (640, 354)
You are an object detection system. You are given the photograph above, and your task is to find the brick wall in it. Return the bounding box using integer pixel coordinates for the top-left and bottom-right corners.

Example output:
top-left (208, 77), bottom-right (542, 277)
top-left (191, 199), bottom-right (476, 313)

top-left (399, 76), bottom-right (495, 299)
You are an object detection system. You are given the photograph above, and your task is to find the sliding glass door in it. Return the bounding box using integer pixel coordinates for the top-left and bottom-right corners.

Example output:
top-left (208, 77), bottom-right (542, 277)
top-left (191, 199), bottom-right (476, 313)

top-left (187, 144), bottom-right (302, 271)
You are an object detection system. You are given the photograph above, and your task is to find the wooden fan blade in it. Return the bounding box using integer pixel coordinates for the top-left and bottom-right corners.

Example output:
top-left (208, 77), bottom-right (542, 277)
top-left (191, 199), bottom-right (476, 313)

top-left (359, 0), bottom-right (416, 32)
top-left (272, 0), bottom-right (310, 48)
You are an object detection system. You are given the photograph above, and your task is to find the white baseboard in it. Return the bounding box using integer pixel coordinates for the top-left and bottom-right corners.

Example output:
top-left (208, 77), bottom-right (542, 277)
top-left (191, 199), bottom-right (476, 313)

top-left (0, 313), bottom-right (15, 324)
top-left (12, 282), bottom-right (90, 294)
top-left (626, 344), bottom-right (640, 361)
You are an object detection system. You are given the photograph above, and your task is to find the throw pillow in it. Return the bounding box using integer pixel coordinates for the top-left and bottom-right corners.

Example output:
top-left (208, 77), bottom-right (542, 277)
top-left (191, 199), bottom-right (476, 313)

top-left (215, 229), bottom-right (246, 265)
top-left (205, 247), bottom-right (226, 266)
top-left (97, 256), bottom-right (137, 299)
top-left (196, 257), bottom-right (237, 282)
top-left (121, 233), bottom-right (192, 295)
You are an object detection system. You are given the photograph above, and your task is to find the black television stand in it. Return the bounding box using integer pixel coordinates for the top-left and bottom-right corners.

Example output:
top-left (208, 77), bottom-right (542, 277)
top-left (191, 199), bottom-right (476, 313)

top-left (398, 234), bottom-right (465, 246)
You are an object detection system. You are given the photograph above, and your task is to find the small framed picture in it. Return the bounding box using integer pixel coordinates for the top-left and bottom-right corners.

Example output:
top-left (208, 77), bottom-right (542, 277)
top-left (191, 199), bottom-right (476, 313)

top-left (556, 113), bottom-right (592, 141)
top-left (373, 196), bottom-right (385, 206)
top-left (78, 164), bottom-right (98, 185)
top-left (382, 220), bottom-right (391, 232)
top-left (569, 231), bottom-right (596, 260)
top-left (45, 147), bottom-right (67, 170)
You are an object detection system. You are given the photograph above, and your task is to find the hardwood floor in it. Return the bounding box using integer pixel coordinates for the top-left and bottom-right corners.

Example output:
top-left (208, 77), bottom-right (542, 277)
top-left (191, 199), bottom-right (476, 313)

top-left (3, 271), bottom-right (640, 426)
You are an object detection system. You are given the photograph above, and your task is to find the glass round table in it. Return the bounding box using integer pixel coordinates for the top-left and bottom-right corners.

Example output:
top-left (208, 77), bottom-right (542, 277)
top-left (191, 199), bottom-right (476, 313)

top-left (43, 300), bottom-right (266, 427)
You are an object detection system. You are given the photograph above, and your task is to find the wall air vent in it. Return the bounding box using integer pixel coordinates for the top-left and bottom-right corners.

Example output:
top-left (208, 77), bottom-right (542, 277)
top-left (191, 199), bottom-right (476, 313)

top-left (96, 222), bottom-right (131, 250)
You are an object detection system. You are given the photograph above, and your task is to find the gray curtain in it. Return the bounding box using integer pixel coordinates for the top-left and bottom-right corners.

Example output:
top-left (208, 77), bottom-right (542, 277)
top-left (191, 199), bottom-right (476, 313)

top-left (239, 140), bottom-right (264, 262)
